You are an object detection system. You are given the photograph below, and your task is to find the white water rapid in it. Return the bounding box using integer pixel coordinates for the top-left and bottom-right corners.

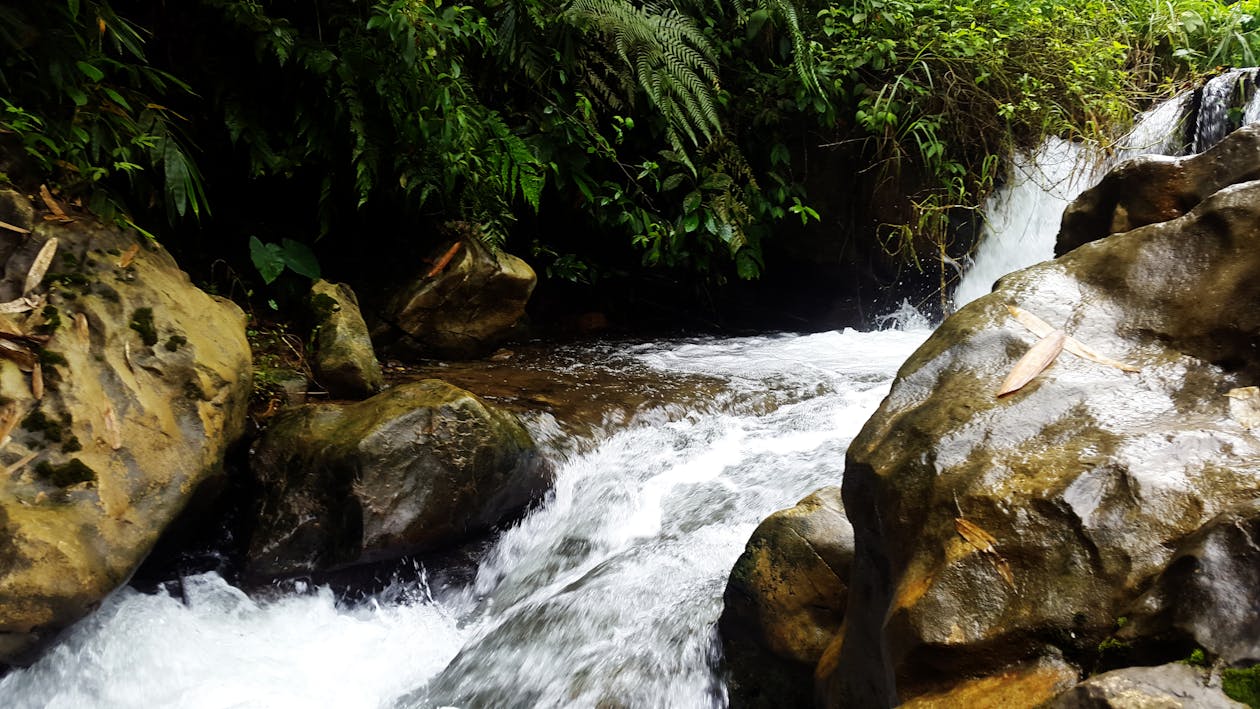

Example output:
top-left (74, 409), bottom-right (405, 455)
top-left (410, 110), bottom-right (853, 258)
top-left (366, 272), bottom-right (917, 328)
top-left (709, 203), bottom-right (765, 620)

top-left (0, 329), bottom-right (930, 709)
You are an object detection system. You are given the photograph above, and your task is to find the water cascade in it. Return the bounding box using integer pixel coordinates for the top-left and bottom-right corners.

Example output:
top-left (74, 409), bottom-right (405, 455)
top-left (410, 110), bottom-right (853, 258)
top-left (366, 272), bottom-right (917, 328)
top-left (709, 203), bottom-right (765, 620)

top-left (952, 73), bottom-right (1260, 309)
top-left (0, 331), bottom-right (929, 708)
top-left (4, 73), bottom-right (1260, 709)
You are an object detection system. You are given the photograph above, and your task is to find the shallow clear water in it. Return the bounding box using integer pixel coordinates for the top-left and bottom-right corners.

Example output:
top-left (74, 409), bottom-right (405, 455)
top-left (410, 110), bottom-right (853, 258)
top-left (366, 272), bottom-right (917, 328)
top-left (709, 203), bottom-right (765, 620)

top-left (0, 328), bottom-right (929, 709)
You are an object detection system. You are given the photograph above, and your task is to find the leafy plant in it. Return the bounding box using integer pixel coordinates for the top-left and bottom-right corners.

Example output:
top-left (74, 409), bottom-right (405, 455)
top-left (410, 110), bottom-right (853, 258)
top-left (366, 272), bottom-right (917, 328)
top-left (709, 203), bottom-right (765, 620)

top-left (248, 236), bottom-right (320, 285)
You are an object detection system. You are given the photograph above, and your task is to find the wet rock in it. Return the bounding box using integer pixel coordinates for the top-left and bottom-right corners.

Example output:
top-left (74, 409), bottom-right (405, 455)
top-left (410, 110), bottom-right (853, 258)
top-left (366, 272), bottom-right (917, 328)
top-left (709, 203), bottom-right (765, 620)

top-left (1116, 499), bottom-right (1260, 666)
top-left (1046, 663), bottom-right (1245, 709)
top-left (821, 179), bottom-right (1260, 705)
top-left (721, 487), bottom-right (852, 708)
top-left (0, 210), bottom-right (250, 663)
top-left (1057, 124), bottom-right (1260, 255)
top-left (895, 654), bottom-right (1079, 709)
top-left (378, 236), bottom-right (536, 359)
top-left (245, 379), bottom-right (551, 579)
top-left (309, 279), bottom-right (383, 399)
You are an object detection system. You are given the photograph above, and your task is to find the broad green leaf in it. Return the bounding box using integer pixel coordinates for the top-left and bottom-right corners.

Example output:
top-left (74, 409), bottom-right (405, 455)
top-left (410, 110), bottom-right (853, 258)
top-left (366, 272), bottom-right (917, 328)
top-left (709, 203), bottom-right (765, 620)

top-left (249, 236), bottom-right (285, 284)
top-left (75, 61), bottom-right (104, 82)
top-left (280, 239), bottom-right (321, 280)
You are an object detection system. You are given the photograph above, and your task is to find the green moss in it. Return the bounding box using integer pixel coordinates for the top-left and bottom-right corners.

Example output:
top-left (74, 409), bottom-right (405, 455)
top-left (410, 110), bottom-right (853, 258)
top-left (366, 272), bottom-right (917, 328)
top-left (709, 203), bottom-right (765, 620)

top-left (34, 459), bottom-right (96, 487)
top-left (33, 305), bottom-right (61, 336)
top-left (164, 334), bottom-right (187, 352)
top-left (1223, 665), bottom-right (1260, 707)
top-left (129, 307), bottom-right (158, 346)
top-left (98, 286), bottom-right (121, 303)
top-left (48, 272), bottom-right (91, 289)
top-left (310, 292), bottom-right (339, 322)
top-left (38, 350), bottom-right (67, 367)
top-left (1181, 648), bottom-right (1209, 667)
top-left (21, 410), bottom-right (64, 441)
top-left (61, 435), bottom-right (81, 453)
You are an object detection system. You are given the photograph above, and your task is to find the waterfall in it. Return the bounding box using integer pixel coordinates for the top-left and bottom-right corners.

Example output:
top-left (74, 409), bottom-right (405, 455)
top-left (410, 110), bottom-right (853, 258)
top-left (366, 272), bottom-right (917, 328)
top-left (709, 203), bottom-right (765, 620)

top-left (952, 72), bottom-right (1260, 309)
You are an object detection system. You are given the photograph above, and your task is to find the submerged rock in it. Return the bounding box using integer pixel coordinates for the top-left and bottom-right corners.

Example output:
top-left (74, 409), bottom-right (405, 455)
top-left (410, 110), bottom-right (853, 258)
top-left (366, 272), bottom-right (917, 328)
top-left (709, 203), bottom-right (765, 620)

top-left (309, 279), bottom-right (383, 399)
top-left (0, 206), bottom-right (250, 663)
top-left (245, 379), bottom-right (551, 579)
top-left (721, 487), bottom-right (852, 708)
top-left (821, 177), bottom-right (1260, 702)
top-left (378, 236), bottom-right (536, 359)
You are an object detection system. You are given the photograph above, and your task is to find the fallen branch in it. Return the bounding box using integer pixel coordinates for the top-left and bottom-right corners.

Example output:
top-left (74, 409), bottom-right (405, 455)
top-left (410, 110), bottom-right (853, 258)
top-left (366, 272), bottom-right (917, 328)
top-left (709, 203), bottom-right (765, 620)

top-left (0, 220), bottom-right (30, 235)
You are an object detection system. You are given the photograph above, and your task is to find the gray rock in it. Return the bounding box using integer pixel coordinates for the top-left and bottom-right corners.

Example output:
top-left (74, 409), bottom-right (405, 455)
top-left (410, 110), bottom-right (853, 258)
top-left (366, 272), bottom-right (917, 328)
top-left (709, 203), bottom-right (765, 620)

top-left (245, 379), bottom-right (552, 579)
top-left (379, 234), bottom-right (535, 359)
top-left (1047, 664), bottom-right (1245, 709)
top-left (822, 179), bottom-right (1260, 704)
top-left (309, 279), bottom-right (383, 399)
top-left (1118, 500), bottom-right (1260, 666)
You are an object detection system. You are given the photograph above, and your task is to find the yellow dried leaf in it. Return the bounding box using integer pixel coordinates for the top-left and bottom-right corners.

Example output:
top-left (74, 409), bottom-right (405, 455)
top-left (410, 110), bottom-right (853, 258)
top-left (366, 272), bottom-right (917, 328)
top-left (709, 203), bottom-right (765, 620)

top-left (103, 403), bottom-right (122, 450)
top-left (0, 401), bottom-right (20, 447)
top-left (118, 244), bottom-right (139, 269)
top-left (23, 237), bottom-right (58, 295)
top-left (955, 517), bottom-right (999, 553)
top-left (74, 312), bottom-right (89, 343)
top-left (30, 362), bottom-right (42, 400)
top-left (0, 339), bottom-right (37, 371)
top-left (998, 330), bottom-right (1066, 397)
top-left (1006, 304), bottom-right (1140, 373)
top-left (0, 297), bottom-right (35, 314)
top-left (0, 220), bottom-right (30, 235)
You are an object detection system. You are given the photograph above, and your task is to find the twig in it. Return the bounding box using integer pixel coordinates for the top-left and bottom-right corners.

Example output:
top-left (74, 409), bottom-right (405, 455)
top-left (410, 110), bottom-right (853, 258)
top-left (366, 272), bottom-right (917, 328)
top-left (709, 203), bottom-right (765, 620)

top-left (425, 242), bottom-right (463, 278)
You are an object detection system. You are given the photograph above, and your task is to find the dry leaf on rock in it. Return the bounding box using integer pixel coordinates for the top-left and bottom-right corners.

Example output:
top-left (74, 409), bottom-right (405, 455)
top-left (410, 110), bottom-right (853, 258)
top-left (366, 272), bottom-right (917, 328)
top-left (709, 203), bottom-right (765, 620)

top-left (23, 237), bottom-right (58, 295)
top-left (118, 244), bottom-right (139, 269)
top-left (102, 403), bottom-right (122, 450)
top-left (955, 517), bottom-right (1016, 588)
top-left (1006, 305), bottom-right (1140, 373)
top-left (998, 329), bottom-right (1066, 397)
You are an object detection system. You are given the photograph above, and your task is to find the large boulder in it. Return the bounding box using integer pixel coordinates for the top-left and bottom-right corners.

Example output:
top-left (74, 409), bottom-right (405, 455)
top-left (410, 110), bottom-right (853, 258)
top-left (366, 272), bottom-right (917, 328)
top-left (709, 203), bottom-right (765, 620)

top-left (245, 379), bottom-right (552, 578)
top-left (721, 487), bottom-right (852, 708)
top-left (0, 191), bottom-right (250, 663)
top-left (309, 279), bottom-right (383, 399)
top-left (377, 236), bottom-right (536, 359)
top-left (1056, 125), bottom-right (1260, 255)
top-left (821, 176), bottom-right (1260, 704)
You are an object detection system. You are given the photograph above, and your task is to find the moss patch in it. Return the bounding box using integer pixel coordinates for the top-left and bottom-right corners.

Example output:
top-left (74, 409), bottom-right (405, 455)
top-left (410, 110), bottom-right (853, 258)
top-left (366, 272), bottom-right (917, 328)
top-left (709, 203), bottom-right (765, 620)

top-left (164, 334), bottom-right (187, 352)
top-left (129, 307), bottom-right (157, 346)
top-left (38, 350), bottom-right (68, 367)
top-left (310, 291), bottom-right (339, 322)
top-left (1223, 666), bottom-right (1260, 708)
top-left (34, 459), bottom-right (96, 487)
top-left (33, 305), bottom-right (61, 336)
top-left (21, 410), bottom-right (65, 441)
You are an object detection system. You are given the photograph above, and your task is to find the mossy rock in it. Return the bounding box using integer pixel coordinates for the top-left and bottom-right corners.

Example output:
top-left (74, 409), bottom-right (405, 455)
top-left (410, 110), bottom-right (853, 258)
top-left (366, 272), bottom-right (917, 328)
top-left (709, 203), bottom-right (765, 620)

top-left (244, 379), bottom-right (552, 579)
top-left (308, 279), bottom-right (383, 399)
top-left (0, 209), bottom-right (251, 664)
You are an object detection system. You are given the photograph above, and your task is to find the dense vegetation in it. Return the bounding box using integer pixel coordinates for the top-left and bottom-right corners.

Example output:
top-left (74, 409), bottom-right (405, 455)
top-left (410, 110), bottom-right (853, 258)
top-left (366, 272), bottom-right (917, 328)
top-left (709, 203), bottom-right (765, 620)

top-left (1, 0), bottom-right (1259, 309)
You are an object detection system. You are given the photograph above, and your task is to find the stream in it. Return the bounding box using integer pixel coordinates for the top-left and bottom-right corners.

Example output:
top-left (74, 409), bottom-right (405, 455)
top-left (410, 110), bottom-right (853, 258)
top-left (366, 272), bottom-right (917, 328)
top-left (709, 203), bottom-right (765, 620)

top-left (0, 76), bottom-right (1252, 708)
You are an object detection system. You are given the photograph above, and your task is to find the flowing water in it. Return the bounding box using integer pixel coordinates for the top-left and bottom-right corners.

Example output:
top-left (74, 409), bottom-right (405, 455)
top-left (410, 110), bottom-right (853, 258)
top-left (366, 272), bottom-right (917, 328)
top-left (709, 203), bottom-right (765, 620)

top-left (5, 77), bottom-right (1257, 709)
top-left (0, 328), bottom-right (930, 709)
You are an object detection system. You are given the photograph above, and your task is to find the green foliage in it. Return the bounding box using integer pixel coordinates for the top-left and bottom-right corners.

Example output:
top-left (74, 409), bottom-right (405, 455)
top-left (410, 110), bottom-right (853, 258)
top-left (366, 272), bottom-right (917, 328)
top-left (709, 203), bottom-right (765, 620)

top-left (248, 237), bottom-right (320, 285)
top-left (0, 1), bottom-right (208, 223)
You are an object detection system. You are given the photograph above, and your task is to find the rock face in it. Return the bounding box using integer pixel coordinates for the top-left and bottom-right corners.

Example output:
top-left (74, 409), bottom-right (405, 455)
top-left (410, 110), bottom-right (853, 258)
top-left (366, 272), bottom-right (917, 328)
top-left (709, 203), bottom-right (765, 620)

top-left (721, 488), bottom-right (852, 708)
top-left (379, 237), bottom-right (536, 359)
top-left (1047, 664), bottom-right (1246, 709)
top-left (1057, 125), bottom-right (1260, 255)
top-left (309, 279), bottom-right (383, 399)
top-left (0, 191), bottom-right (250, 663)
top-left (821, 175), bottom-right (1260, 701)
top-left (245, 379), bottom-right (551, 578)
top-left (1117, 499), bottom-right (1260, 666)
